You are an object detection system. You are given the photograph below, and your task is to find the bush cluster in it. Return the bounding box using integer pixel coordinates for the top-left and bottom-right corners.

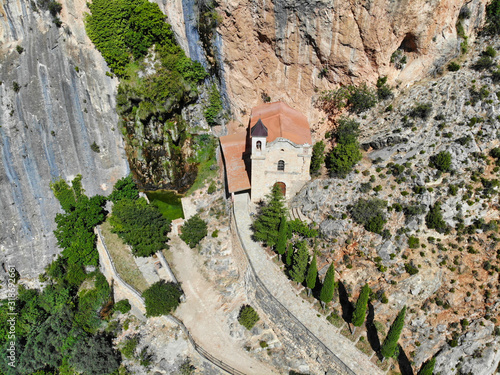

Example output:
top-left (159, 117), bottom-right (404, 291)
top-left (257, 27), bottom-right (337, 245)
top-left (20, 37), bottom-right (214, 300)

top-left (350, 198), bottom-right (387, 234)
top-left (180, 214), bottom-right (208, 248)
top-left (110, 198), bottom-right (171, 257)
top-left (238, 305), bottom-right (260, 330)
top-left (326, 117), bottom-right (362, 178)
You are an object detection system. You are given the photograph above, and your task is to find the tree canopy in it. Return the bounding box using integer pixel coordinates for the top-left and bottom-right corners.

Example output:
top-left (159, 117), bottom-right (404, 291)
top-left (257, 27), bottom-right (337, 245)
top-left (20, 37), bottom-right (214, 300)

top-left (326, 117), bottom-right (363, 178)
top-left (352, 284), bottom-right (370, 328)
top-left (320, 263), bottom-right (336, 305)
top-left (108, 174), bottom-right (139, 203)
top-left (180, 214), bottom-right (208, 248)
top-left (143, 281), bottom-right (182, 317)
top-left (110, 198), bottom-right (171, 257)
top-left (253, 184), bottom-right (288, 247)
top-left (289, 241), bottom-right (309, 284)
top-left (350, 198), bottom-right (387, 234)
top-left (69, 334), bottom-right (121, 375)
top-left (381, 305), bottom-right (407, 359)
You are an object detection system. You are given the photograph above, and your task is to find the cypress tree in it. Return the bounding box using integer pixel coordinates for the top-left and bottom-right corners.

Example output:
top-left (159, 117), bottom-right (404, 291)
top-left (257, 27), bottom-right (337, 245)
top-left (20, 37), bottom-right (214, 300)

top-left (276, 216), bottom-right (287, 258)
top-left (305, 254), bottom-right (317, 296)
top-left (289, 241), bottom-right (309, 284)
top-left (253, 185), bottom-right (287, 247)
top-left (351, 283), bottom-right (370, 333)
top-left (381, 305), bottom-right (407, 360)
top-left (418, 357), bottom-right (435, 375)
top-left (285, 243), bottom-right (294, 266)
top-left (320, 263), bottom-right (335, 307)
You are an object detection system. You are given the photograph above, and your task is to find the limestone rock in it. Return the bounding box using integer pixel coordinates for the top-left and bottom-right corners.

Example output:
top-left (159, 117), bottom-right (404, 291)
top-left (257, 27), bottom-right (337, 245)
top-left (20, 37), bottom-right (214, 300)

top-left (218, 0), bottom-right (487, 126)
top-left (0, 0), bottom-right (128, 279)
top-left (434, 321), bottom-right (500, 375)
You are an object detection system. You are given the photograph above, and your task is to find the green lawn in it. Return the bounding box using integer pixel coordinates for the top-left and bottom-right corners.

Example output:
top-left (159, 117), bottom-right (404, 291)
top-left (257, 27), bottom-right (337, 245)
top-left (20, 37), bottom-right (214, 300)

top-left (146, 190), bottom-right (184, 221)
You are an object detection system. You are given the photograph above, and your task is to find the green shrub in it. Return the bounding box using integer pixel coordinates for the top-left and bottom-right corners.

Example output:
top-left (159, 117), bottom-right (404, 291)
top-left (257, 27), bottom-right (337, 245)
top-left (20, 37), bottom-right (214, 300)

top-left (12, 81), bottom-right (20, 92)
top-left (326, 118), bottom-right (362, 178)
top-left (350, 198), bottom-right (387, 234)
top-left (143, 280), bottom-right (182, 317)
top-left (69, 334), bottom-right (121, 374)
top-left (447, 62), bottom-right (460, 71)
top-left (16, 45), bottom-right (24, 54)
top-left (310, 141), bottom-right (326, 175)
top-left (90, 141), bottom-right (100, 153)
top-left (108, 175), bottom-right (139, 203)
top-left (114, 299), bottom-right (131, 314)
top-left (409, 103), bottom-right (432, 120)
top-left (110, 198), bottom-right (171, 256)
top-left (318, 84), bottom-right (377, 114)
top-left (404, 263), bottom-right (419, 275)
top-left (376, 77), bottom-right (393, 100)
top-left (425, 202), bottom-right (447, 233)
top-left (484, 0), bottom-right (500, 35)
top-left (484, 46), bottom-right (497, 57)
top-left (238, 305), bottom-right (259, 330)
top-left (408, 236), bottom-right (420, 249)
top-left (430, 151), bottom-right (452, 172)
top-left (204, 83), bottom-right (223, 126)
top-left (120, 336), bottom-right (139, 358)
top-left (180, 214), bottom-right (208, 248)
top-left (207, 181), bottom-right (216, 194)
top-left (473, 56), bottom-right (495, 71)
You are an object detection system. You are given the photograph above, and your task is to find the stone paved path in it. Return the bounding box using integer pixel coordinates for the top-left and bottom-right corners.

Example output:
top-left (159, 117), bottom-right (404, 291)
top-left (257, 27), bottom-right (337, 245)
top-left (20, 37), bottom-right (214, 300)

top-left (170, 235), bottom-right (280, 375)
top-left (233, 193), bottom-right (384, 375)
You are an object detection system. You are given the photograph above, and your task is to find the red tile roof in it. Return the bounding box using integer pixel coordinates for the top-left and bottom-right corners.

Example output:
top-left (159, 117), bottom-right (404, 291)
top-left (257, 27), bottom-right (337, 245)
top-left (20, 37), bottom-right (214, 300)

top-left (219, 132), bottom-right (251, 193)
top-left (219, 102), bottom-right (311, 193)
top-left (250, 102), bottom-right (312, 145)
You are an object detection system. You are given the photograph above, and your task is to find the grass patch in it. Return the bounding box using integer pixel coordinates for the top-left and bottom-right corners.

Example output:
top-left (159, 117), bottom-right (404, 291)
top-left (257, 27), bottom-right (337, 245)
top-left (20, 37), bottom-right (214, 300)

top-left (355, 336), bottom-right (373, 356)
top-left (373, 357), bottom-right (390, 371)
top-left (100, 219), bottom-right (149, 293)
top-left (185, 135), bottom-right (218, 195)
top-left (327, 311), bottom-right (345, 328)
top-left (340, 326), bottom-right (356, 342)
top-left (146, 190), bottom-right (184, 220)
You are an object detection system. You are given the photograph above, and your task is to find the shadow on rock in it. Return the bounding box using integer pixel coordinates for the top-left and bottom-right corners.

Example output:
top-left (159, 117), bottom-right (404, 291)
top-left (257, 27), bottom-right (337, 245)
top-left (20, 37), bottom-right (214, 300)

top-left (337, 281), bottom-right (353, 323)
top-left (366, 301), bottom-right (382, 359)
top-left (397, 344), bottom-right (414, 375)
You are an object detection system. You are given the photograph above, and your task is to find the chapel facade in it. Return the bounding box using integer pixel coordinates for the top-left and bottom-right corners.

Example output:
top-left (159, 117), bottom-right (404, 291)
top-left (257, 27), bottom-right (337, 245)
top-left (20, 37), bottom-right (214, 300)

top-left (220, 102), bottom-right (312, 202)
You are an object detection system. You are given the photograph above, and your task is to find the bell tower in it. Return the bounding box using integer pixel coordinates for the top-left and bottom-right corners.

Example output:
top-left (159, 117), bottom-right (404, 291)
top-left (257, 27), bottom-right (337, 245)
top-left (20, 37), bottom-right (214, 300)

top-left (250, 119), bottom-right (268, 200)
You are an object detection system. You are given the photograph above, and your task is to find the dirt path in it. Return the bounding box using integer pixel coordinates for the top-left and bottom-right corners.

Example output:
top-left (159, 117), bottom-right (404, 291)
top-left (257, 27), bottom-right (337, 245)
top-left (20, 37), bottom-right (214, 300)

top-left (169, 235), bottom-right (279, 375)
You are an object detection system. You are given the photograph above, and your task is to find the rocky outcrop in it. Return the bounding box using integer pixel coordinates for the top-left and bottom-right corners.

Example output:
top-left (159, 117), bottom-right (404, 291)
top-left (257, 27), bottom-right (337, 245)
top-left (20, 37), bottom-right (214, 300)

top-left (434, 321), bottom-right (500, 375)
top-left (218, 0), bottom-right (486, 125)
top-left (0, 0), bottom-right (128, 279)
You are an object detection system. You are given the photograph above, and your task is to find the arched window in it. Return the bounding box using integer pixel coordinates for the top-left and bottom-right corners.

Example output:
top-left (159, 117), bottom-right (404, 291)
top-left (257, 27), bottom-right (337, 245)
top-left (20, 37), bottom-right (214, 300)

top-left (256, 141), bottom-right (262, 150)
top-left (278, 160), bottom-right (285, 171)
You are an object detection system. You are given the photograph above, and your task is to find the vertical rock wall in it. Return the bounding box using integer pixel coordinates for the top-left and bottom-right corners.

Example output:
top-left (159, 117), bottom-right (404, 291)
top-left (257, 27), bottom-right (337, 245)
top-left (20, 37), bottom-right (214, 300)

top-left (0, 0), bottom-right (128, 279)
top-left (218, 0), bottom-right (487, 126)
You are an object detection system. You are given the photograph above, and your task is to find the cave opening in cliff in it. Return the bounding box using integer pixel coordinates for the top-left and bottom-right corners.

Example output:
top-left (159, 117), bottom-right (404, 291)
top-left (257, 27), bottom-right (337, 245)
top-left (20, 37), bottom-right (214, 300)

top-left (399, 33), bottom-right (418, 53)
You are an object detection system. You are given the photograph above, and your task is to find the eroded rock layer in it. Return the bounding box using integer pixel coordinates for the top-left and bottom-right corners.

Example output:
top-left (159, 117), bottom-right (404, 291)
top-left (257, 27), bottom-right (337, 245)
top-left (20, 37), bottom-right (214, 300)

top-left (219, 0), bottom-right (487, 125)
top-left (0, 0), bottom-right (128, 278)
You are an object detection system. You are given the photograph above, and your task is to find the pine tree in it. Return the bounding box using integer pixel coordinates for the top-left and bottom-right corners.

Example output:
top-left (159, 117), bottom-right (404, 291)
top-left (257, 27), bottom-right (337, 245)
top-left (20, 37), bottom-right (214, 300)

top-left (276, 216), bottom-right (287, 258)
top-left (285, 243), bottom-right (294, 266)
top-left (289, 241), bottom-right (309, 284)
top-left (320, 263), bottom-right (335, 307)
top-left (381, 305), bottom-right (407, 360)
top-left (418, 357), bottom-right (435, 375)
top-left (351, 283), bottom-right (370, 333)
top-left (253, 185), bottom-right (287, 247)
top-left (305, 254), bottom-right (317, 296)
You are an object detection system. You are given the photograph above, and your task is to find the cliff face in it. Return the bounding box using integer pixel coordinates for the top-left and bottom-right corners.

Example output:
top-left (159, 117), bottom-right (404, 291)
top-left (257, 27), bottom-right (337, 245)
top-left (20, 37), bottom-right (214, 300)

top-left (0, 0), bottom-right (128, 278)
top-left (218, 0), bottom-right (487, 125)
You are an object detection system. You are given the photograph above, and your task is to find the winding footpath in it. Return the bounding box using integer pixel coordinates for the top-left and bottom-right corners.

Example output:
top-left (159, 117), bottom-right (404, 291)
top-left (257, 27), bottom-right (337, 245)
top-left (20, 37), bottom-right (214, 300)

top-left (233, 193), bottom-right (384, 375)
top-left (170, 235), bottom-right (280, 375)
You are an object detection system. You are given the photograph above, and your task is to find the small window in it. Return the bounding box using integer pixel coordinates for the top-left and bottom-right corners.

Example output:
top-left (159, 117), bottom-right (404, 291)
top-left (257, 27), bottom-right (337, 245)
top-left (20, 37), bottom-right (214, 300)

top-left (256, 141), bottom-right (262, 150)
top-left (278, 160), bottom-right (285, 171)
